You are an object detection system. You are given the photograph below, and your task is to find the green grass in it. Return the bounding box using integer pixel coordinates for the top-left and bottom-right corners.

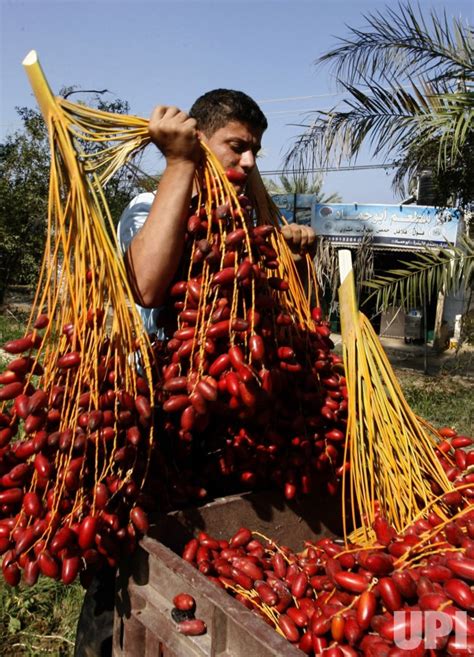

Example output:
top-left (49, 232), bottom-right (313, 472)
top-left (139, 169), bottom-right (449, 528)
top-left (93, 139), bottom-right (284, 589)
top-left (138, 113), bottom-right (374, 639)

top-left (396, 369), bottom-right (473, 436)
top-left (0, 313), bottom-right (26, 345)
top-left (0, 577), bottom-right (84, 657)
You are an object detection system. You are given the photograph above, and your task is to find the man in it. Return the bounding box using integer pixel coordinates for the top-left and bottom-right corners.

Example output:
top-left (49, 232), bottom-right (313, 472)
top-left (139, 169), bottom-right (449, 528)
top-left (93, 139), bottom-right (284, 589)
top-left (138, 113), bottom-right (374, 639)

top-left (118, 89), bottom-right (316, 336)
top-left (75, 89), bottom-right (316, 657)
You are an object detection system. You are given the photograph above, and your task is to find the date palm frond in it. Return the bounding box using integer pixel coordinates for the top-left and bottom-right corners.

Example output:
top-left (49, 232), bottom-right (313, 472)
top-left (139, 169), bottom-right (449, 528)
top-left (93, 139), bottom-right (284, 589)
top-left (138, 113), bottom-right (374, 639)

top-left (284, 83), bottom-right (473, 176)
top-left (363, 236), bottom-right (474, 312)
top-left (318, 2), bottom-right (473, 87)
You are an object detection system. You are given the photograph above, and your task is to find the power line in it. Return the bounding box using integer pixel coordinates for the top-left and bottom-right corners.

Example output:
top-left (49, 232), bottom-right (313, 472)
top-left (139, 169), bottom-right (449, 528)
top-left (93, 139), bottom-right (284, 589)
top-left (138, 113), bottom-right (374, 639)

top-left (264, 108), bottom-right (330, 116)
top-left (259, 163), bottom-right (397, 176)
top-left (124, 161), bottom-right (397, 185)
top-left (256, 84), bottom-right (414, 107)
top-left (256, 93), bottom-right (342, 104)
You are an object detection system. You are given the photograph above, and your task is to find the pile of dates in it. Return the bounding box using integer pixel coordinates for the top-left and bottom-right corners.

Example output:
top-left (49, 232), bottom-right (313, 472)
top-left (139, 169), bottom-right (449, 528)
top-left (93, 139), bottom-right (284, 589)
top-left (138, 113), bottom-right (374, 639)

top-left (182, 502), bottom-right (474, 654)
top-left (177, 429), bottom-right (474, 656)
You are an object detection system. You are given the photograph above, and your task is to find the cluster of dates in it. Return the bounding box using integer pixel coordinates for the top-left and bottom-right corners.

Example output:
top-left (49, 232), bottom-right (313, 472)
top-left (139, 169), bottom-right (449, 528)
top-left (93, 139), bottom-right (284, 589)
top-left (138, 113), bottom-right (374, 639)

top-left (148, 187), bottom-right (350, 504)
top-left (0, 314), bottom-right (155, 587)
top-left (182, 434), bottom-right (474, 656)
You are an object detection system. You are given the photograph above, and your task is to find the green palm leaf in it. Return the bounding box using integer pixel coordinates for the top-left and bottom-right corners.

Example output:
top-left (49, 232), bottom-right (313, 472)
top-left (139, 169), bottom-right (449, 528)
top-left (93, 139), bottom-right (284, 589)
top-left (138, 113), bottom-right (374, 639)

top-left (318, 3), bottom-right (473, 87)
top-left (364, 236), bottom-right (474, 311)
top-left (285, 83), bottom-right (473, 175)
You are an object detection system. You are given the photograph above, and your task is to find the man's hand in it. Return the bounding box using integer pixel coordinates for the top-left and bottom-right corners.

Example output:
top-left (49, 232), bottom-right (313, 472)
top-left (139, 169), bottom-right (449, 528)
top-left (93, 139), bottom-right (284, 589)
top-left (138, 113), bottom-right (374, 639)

top-left (281, 223), bottom-right (317, 263)
top-left (148, 105), bottom-right (202, 167)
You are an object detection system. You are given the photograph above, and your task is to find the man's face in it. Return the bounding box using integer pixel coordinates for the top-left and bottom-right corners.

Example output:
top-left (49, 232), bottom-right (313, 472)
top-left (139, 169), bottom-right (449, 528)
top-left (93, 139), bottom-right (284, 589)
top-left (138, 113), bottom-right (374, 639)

top-left (199, 121), bottom-right (264, 192)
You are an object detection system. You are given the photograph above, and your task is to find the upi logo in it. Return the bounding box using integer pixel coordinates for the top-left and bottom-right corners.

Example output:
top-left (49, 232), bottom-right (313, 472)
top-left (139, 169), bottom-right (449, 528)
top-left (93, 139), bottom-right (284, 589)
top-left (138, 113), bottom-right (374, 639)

top-left (393, 610), bottom-right (470, 650)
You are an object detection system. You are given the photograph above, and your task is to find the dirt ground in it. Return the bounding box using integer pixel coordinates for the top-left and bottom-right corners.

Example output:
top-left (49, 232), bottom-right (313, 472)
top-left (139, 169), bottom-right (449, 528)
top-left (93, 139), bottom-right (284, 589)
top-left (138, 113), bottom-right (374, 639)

top-left (331, 332), bottom-right (474, 378)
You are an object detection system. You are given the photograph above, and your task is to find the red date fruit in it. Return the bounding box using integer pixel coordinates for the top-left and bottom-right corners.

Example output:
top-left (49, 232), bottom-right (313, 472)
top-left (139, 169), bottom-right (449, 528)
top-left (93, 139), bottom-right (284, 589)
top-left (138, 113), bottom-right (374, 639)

top-left (177, 619), bottom-right (206, 636)
top-left (173, 593), bottom-right (196, 613)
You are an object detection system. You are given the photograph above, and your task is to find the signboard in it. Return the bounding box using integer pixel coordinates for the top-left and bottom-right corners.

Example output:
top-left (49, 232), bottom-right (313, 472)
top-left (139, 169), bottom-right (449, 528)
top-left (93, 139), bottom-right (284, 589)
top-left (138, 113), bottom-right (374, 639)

top-left (312, 203), bottom-right (460, 249)
top-left (271, 195), bottom-right (461, 249)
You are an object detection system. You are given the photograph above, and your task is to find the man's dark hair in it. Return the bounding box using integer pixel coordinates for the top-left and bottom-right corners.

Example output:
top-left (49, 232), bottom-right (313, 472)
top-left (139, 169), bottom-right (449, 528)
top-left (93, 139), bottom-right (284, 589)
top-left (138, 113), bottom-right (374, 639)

top-left (189, 89), bottom-right (268, 136)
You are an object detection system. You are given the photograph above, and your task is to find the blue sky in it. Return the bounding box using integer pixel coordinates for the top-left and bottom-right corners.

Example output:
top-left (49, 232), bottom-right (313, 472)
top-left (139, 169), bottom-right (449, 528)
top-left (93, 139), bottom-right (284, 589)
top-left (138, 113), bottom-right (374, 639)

top-left (1, 0), bottom-right (472, 203)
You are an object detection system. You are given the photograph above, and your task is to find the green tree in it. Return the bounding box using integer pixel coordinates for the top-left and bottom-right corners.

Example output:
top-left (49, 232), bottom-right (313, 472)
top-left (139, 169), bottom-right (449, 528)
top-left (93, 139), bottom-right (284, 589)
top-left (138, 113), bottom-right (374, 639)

top-left (0, 92), bottom-right (146, 304)
top-left (265, 173), bottom-right (342, 202)
top-left (0, 107), bottom-right (49, 303)
top-left (286, 2), bottom-right (473, 206)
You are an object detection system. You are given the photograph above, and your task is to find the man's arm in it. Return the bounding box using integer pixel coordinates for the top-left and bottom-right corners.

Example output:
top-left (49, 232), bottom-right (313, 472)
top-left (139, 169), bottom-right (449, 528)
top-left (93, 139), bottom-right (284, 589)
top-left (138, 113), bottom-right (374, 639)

top-left (124, 106), bottom-right (202, 308)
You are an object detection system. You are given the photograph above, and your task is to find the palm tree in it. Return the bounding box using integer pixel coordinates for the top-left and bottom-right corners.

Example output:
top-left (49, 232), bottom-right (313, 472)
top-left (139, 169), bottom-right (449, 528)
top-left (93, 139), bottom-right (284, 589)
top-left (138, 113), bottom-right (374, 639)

top-left (286, 2), bottom-right (473, 205)
top-left (265, 173), bottom-right (342, 202)
top-left (286, 2), bottom-right (473, 330)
